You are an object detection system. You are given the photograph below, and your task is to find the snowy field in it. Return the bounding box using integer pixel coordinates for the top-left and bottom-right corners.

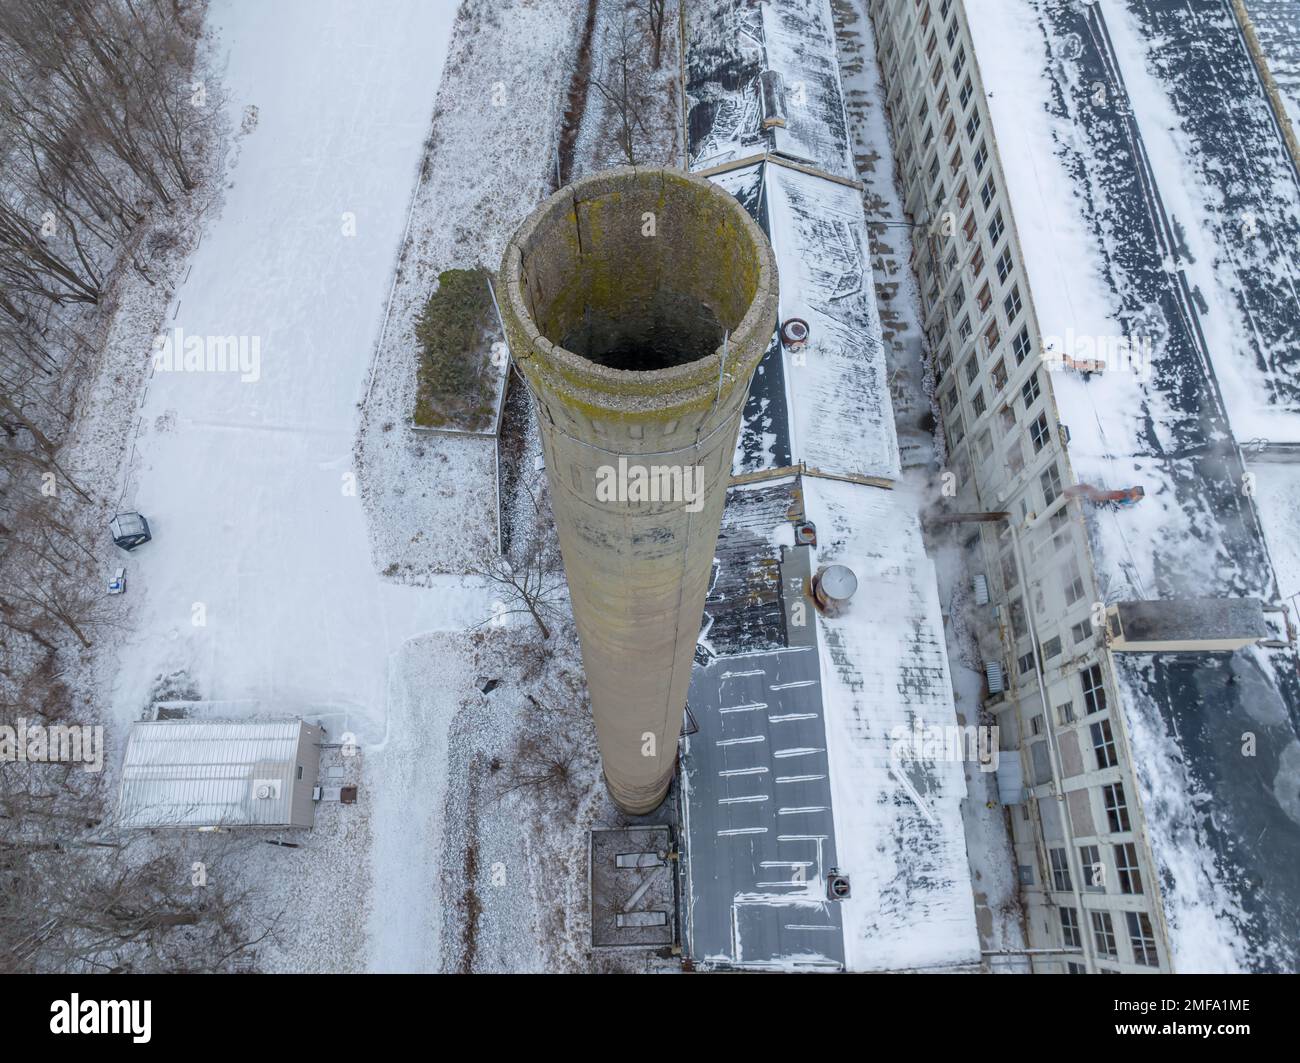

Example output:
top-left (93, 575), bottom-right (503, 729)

top-left (90, 0), bottom-right (544, 972)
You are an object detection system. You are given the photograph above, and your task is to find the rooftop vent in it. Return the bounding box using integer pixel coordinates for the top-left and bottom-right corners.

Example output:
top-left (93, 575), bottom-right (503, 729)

top-left (812, 564), bottom-right (857, 615)
top-left (252, 779), bottom-right (281, 801)
top-left (759, 69), bottom-right (787, 129)
top-left (1105, 598), bottom-right (1270, 653)
top-left (972, 573), bottom-right (990, 606)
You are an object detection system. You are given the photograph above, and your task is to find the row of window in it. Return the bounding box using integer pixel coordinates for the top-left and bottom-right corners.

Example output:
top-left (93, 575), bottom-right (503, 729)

top-left (1059, 906), bottom-right (1159, 967)
top-left (1049, 842), bottom-right (1143, 896)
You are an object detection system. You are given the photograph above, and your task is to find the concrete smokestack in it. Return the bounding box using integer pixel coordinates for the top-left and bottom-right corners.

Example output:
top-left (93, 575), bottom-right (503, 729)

top-left (499, 167), bottom-right (778, 814)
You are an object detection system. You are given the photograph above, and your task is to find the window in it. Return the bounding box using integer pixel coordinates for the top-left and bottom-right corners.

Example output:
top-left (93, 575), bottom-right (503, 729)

top-left (1018, 651), bottom-right (1035, 675)
top-left (1018, 864), bottom-right (1035, 886)
top-left (937, 347), bottom-right (954, 379)
top-left (965, 109), bottom-right (982, 142)
top-left (1030, 713), bottom-right (1044, 736)
top-left (1062, 557), bottom-right (1085, 606)
top-left (1006, 438), bottom-right (1024, 475)
top-left (959, 75), bottom-right (974, 109)
top-left (1004, 284), bottom-right (1023, 322)
top-left (928, 152), bottom-right (941, 185)
top-left (963, 212), bottom-right (977, 241)
top-left (1010, 598), bottom-right (1028, 639)
top-left (941, 386), bottom-right (957, 414)
top-left (937, 87), bottom-right (950, 115)
top-left (948, 145), bottom-right (962, 175)
top-left (1067, 962), bottom-right (1085, 974)
top-left (1126, 911), bottom-right (1159, 966)
top-left (1059, 906), bottom-right (1081, 948)
top-left (983, 319), bottom-right (1000, 353)
top-left (1001, 551), bottom-right (1018, 590)
top-left (1042, 635), bottom-right (1062, 660)
top-left (957, 178), bottom-right (971, 208)
top-left (1021, 371), bottom-right (1041, 407)
top-left (1091, 719), bottom-right (1118, 769)
top-left (987, 209), bottom-right (1005, 245)
top-left (1092, 910), bottom-right (1118, 959)
top-left (949, 283), bottom-right (964, 316)
top-left (948, 415), bottom-right (965, 447)
top-left (1012, 324), bottom-right (1032, 365)
top-left (1050, 848), bottom-right (1071, 891)
top-left (1082, 663), bottom-right (1108, 715)
top-left (969, 244), bottom-right (985, 279)
top-left (999, 403), bottom-right (1017, 432)
top-left (945, 17), bottom-right (959, 48)
top-left (980, 176), bottom-right (996, 209)
top-left (1041, 462), bottom-right (1062, 506)
top-left (990, 358), bottom-right (1008, 392)
top-left (976, 281), bottom-right (993, 313)
top-left (994, 246), bottom-right (1013, 285)
top-left (964, 356), bottom-right (979, 385)
top-left (943, 114), bottom-right (957, 145)
top-left (952, 46), bottom-right (966, 76)
top-left (925, 30), bottom-right (938, 60)
top-left (1030, 412), bottom-right (1051, 453)
top-left (1057, 701), bottom-right (1075, 725)
top-left (958, 314), bottom-right (972, 342)
top-left (975, 428), bottom-right (993, 462)
top-left (1080, 845), bottom-right (1104, 891)
top-left (971, 388), bottom-right (987, 418)
top-left (1072, 618), bottom-right (1093, 644)
top-left (1103, 782), bottom-right (1131, 833)
top-left (1115, 842), bottom-right (1144, 895)
top-left (972, 139), bottom-right (988, 173)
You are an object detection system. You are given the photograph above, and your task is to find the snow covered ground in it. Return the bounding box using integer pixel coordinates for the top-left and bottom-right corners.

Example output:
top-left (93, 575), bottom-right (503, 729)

top-left (90, 0), bottom-right (550, 972)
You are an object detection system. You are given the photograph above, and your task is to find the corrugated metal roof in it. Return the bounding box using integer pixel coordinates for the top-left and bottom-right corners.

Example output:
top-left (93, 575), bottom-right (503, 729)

top-left (118, 720), bottom-right (308, 828)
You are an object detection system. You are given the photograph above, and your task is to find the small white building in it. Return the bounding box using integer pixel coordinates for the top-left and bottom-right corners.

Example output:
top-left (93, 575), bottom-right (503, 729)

top-left (118, 719), bottom-right (323, 829)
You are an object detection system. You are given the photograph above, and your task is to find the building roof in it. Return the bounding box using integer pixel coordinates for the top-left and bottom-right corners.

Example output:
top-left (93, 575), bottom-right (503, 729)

top-left (1114, 597), bottom-right (1270, 645)
top-left (679, 0), bottom-right (977, 973)
top-left (708, 157), bottom-right (900, 483)
top-left (802, 477), bottom-right (981, 971)
top-left (686, 0), bottom-right (856, 180)
top-left (118, 719), bottom-right (314, 829)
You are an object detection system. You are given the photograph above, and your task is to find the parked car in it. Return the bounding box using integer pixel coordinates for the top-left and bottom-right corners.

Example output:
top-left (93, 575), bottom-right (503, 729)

top-left (108, 567), bottom-right (126, 595)
top-left (110, 512), bottom-right (151, 550)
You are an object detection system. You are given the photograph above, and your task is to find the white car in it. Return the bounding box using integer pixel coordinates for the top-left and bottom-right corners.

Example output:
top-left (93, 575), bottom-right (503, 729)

top-left (107, 567), bottom-right (126, 595)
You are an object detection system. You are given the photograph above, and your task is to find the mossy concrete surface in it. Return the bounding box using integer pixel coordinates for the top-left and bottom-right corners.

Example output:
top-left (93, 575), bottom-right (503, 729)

top-left (499, 167), bottom-right (778, 814)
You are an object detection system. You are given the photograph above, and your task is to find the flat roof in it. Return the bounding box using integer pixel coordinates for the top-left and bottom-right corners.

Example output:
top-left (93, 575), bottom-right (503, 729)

top-left (1116, 598), bottom-right (1269, 644)
top-left (119, 719), bottom-right (315, 828)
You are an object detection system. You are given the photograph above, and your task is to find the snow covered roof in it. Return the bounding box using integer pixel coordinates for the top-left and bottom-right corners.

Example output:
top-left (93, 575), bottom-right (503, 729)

top-left (681, 477), bottom-right (980, 971)
top-left (968, 0), bottom-right (1300, 970)
top-left (686, 0), bottom-right (856, 180)
top-left (706, 162), bottom-right (899, 482)
top-left (118, 719), bottom-right (320, 829)
top-left (801, 478), bottom-right (981, 971)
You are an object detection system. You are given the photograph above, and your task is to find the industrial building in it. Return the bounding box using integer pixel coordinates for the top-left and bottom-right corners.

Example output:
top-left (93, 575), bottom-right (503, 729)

top-left (118, 719), bottom-right (324, 830)
top-left (866, 0), bottom-right (1300, 972)
top-left (676, 0), bottom-right (981, 972)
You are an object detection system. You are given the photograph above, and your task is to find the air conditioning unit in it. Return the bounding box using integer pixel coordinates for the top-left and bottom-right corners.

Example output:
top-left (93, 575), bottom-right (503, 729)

top-left (252, 779), bottom-right (281, 801)
top-left (972, 574), bottom-right (990, 605)
top-left (984, 660), bottom-right (1005, 694)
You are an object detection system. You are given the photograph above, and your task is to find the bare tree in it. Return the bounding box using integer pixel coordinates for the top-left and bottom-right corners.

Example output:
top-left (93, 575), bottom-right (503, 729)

top-left (590, 6), bottom-right (653, 165)
top-left (632, 0), bottom-right (670, 69)
top-left (470, 481), bottom-right (565, 640)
